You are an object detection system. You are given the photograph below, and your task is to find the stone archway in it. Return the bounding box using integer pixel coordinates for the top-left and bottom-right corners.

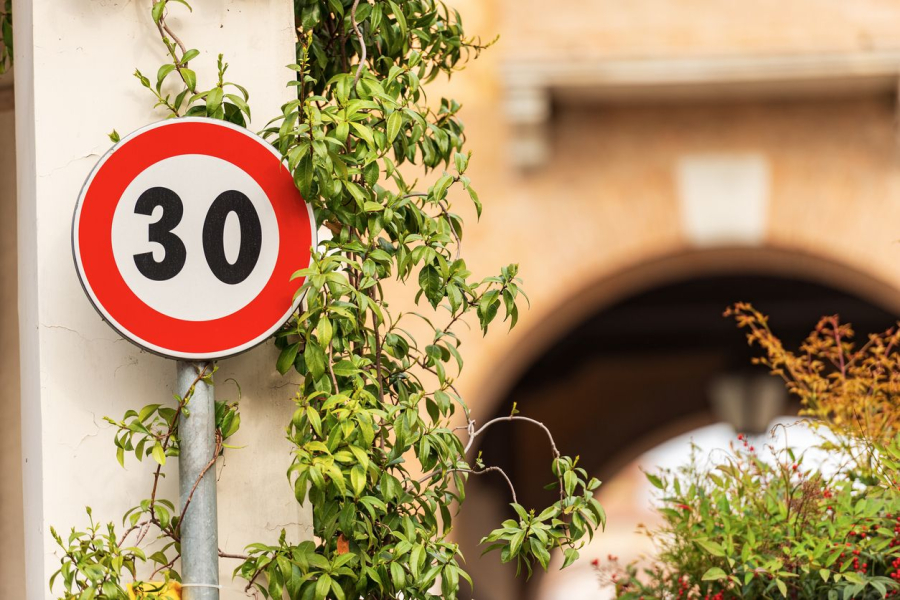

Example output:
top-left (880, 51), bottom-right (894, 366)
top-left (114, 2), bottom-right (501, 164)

top-left (457, 245), bottom-right (900, 600)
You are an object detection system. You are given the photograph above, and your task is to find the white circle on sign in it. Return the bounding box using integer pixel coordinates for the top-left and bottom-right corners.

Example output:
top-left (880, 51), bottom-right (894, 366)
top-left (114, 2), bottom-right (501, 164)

top-left (111, 154), bottom-right (280, 322)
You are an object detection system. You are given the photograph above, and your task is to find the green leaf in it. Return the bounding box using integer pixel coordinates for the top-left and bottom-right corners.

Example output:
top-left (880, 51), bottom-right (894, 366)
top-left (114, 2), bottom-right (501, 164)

top-left (454, 152), bottom-right (468, 174)
top-left (695, 539), bottom-right (725, 557)
top-left (151, 0), bottom-right (166, 24)
top-left (306, 407), bottom-right (322, 437)
top-left (645, 472), bottom-right (664, 489)
top-left (295, 152), bottom-right (313, 199)
top-left (181, 68), bottom-right (197, 92)
top-left (387, 111), bottom-right (403, 143)
top-left (315, 574), bottom-right (331, 600)
top-left (317, 318), bottom-right (333, 347)
top-left (418, 266), bottom-right (442, 307)
top-left (388, 1), bottom-right (407, 37)
top-left (277, 343), bottom-right (300, 375)
top-left (156, 63), bottom-right (176, 90)
top-left (206, 87), bottom-right (224, 115)
top-left (350, 122), bottom-right (375, 148)
top-left (467, 185), bottom-right (482, 218)
top-left (431, 174), bottom-right (453, 201)
top-left (562, 548), bottom-right (579, 569)
top-left (304, 341), bottom-right (327, 382)
top-left (702, 567), bottom-right (727, 581)
top-left (151, 443), bottom-right (166, 466)
top-left (350, 464), bottom-right (366, 497)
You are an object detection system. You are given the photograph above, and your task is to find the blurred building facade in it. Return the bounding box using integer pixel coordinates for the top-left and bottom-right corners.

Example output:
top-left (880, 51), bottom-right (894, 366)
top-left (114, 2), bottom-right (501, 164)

top-left (439, 1), bottom-right (900, 598)
top-left (6, 1), bottom-right (900, 599)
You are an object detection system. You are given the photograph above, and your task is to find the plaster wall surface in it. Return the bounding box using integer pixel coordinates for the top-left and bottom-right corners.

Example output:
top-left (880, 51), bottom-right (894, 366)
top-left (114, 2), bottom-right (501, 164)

top-left (13, 2), bottom-right (310, 598)
top-left (0, 94), bottom-right (25, 598)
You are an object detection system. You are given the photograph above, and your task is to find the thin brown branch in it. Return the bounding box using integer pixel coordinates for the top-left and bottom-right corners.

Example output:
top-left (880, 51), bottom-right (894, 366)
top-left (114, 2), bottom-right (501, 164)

top-left (245, 564), bottom-right (266, 594)
top-left (432, 467), bottom-right (518, 505)
top-left (438, 200), bottom-right (462, 260)
top-left (117, 520), bottom-right (149, 547)
top-left (150, 0), bottom-right (192, 97)
top-left (149, 364), bottom-right (211, 525)
top-left (350, 0), bottom-right (367, 86)
top-left (134, 520), bottom-right (152, 546)
top-left (465, 414), bottom-right (560, 458)
top-left (152, 1), bottom-right (188, 56)
top-left (370, 290), bottom-right (385, 404)
top-left (150, 554), bottom-right (179, 580)
top-left (174, 429), bottom-right (223, 538)
top-left (410, 413), bottom-right (563, 504)
top-left (327, 339), bottom-right (340, 393)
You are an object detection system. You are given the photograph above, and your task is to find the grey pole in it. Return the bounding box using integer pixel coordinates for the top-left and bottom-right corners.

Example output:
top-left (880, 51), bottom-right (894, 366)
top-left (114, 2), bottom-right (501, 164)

top-left (176, 361), bottom-right (219, 600)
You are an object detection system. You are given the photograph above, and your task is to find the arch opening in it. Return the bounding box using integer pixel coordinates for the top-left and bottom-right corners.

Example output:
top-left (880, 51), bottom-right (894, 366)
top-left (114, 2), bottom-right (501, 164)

top-left (459, 248), bottom-right (900, 600)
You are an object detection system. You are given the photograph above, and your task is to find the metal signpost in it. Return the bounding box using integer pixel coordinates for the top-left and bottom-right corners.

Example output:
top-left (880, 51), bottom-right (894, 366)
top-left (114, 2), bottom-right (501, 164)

top-left (72, 118), bottom-right (316, 599)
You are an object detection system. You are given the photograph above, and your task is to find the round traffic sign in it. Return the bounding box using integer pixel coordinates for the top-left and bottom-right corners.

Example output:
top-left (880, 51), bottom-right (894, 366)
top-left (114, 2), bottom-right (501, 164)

top-left (73, 117), bottom-right (317, 360)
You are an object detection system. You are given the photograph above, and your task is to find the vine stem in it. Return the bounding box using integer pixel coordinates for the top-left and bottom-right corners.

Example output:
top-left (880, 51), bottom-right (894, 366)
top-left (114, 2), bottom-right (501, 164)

top-left (150, 554), bottom-right (180, 580)
top-left (370, 287), bottom-right (385, 404)
top-left (150, 0), bottom-right (192, 94)
top-left (464, 414), bottom-right (560, 458)
top-left (148, 364), bottom-right (210, 527)
top-left (152, 0), bottom-right (188, 56)
top-left (438, 200), bottom-right (462, 260)
top-left (174, 429), bottom-right (223, 538)
top-left (411, 414), bottom-right (562, 505)
top-left (427, 467), bottom-right (517, 505)
top-left (350, 0), bottom-right (367, 85)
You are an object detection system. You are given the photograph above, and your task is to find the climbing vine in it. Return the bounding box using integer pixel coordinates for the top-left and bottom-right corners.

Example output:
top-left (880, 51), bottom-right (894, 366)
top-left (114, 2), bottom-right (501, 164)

top-left (0, 0), bottom-right (11, 75)
top-left (50, 1), bottom-right (605, 598)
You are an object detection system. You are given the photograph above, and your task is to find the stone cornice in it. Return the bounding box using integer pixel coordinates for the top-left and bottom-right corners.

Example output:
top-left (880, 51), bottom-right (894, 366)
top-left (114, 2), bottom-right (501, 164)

top-left (504, 51), bottom-right (900, 168)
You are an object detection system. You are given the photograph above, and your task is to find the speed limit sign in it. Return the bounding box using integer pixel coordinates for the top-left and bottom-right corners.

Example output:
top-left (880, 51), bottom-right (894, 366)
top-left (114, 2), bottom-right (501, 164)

top-left (72, 117), bottom-right (317, 360)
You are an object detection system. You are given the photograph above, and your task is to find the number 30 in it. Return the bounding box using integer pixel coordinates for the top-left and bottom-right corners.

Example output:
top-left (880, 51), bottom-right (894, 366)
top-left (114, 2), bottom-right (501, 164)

top-left (132, 186), bottom-right (263, 285)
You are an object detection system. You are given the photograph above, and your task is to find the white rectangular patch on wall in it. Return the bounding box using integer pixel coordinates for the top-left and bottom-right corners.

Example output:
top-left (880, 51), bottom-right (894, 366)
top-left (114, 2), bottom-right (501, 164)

top-left (676, 154), bottom-right (770, 247)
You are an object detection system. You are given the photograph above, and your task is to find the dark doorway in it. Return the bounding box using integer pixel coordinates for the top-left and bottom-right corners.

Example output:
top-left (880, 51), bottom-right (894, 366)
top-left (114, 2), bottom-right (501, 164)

top-left (464, 273), bottom-right (899, 600)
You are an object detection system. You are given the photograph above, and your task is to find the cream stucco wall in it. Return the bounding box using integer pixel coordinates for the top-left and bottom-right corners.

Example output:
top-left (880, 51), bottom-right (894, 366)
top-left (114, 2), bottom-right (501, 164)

top-left (13, 1), bottom-right (311, 598)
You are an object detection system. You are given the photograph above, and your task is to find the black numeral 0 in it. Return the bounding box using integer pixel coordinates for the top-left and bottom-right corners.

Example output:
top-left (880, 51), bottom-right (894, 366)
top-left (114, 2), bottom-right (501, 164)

top-left (133, 187), bottom-right (262, 285)
top-left (202, 190), bottom-right (262, 285)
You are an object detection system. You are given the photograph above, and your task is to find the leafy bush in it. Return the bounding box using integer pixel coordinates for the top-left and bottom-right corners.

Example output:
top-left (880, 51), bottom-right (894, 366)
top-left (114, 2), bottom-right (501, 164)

top-left (608, 441), bottom-right (900, 599)
top-left (606, 304), bottom-right (900, 599)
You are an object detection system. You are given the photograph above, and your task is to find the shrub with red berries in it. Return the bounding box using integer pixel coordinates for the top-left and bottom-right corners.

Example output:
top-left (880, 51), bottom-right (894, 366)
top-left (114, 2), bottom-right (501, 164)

top-left (608, 306), bottom-right (900, 599)
top-left (610, 442), bottom-right (900, 599)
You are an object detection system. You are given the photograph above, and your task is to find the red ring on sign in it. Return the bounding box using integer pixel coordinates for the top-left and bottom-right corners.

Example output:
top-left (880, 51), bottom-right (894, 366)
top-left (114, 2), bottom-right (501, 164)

top-left (75, 119), bottom-right (314, 358)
